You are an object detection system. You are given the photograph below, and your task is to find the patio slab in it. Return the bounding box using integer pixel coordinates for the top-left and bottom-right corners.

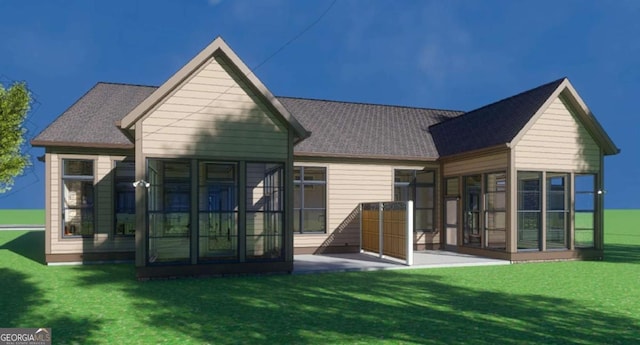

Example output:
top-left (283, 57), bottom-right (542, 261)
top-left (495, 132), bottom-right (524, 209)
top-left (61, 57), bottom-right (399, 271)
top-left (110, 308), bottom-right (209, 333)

top-left (293, 250), bottom-right (509, 274)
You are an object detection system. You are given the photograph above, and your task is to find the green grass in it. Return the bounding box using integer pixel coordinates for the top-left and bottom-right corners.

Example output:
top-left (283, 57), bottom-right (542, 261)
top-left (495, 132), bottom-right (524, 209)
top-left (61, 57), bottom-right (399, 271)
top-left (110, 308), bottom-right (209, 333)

top-left (0, 210), bottom-right (639, 344)
top-left (0, 209), bottom-right (45, 225)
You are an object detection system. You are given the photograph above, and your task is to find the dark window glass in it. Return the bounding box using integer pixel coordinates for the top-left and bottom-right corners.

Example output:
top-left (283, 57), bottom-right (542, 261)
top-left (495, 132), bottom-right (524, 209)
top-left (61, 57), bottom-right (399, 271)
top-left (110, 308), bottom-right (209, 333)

top-left (394, 169), bottom-right (436, 232)
top-left (62, 159), bottom-right (94, 237)
top-left (115, 161), bottom-right (135, 236)
top-left (293, 166), bottom-right (326, 234)
top-left (517, 172), bottom-right (541, 250)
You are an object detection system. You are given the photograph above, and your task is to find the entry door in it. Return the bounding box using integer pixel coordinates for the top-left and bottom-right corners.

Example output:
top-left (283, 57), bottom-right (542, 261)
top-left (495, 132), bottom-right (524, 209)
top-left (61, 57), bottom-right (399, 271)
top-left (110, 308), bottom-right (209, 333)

top-left (445, 198), bottom-right (458, 246)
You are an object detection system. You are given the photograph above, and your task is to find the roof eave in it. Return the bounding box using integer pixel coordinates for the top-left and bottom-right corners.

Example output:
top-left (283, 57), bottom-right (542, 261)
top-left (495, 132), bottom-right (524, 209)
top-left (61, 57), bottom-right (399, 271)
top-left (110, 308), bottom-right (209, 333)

top-left (437, 143), bottom-right (511, 162)
top-left (294, 151), bottom-right (439, 162)
top-left (30, 140), bottom-right (135, 150)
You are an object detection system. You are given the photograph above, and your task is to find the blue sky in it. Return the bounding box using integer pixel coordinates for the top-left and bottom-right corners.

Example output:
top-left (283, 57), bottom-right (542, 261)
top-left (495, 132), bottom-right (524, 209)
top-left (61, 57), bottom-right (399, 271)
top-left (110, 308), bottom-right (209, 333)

top-left (0, 0), bottom-right (638, 209)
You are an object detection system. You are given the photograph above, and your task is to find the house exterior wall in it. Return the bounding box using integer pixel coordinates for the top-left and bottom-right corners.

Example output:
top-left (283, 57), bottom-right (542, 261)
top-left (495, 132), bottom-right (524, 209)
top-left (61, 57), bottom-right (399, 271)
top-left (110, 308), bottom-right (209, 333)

top-left (442, 150), bottom-right (509, 177)
top-left (46, 149), bottom-right (135, 263)
top-left (514, 96), bottom-right (600, 172)
top-left (139, 55), bottom-right (288, 161)
top-left (293, 159), bottom-right (440, 254)
top-left (132, 52), bottom-right (296, 277)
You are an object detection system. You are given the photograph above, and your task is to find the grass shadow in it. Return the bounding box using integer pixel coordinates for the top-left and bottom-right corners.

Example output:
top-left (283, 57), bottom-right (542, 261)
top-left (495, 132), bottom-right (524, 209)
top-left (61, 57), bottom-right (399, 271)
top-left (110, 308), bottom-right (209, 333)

top-left (69, 267), bottom-right (639, 344)
top-left (604, 244), bottom-right (640, 263)
top-left (0, 230), bottom-right (45, 264)
top-left (0, 267), bottom-right (103, 344)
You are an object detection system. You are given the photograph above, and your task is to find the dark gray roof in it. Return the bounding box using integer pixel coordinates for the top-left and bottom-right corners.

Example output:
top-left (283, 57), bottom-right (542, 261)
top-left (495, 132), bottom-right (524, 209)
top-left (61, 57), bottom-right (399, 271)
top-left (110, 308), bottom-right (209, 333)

top-left (33, 79), bottom-right (569, 160)
top-left (430, 78), bottom-right (565, 157)
top-left (31, 82), bottom-right (156, 148)
top-left (279, 97), bottom-right (463, 159)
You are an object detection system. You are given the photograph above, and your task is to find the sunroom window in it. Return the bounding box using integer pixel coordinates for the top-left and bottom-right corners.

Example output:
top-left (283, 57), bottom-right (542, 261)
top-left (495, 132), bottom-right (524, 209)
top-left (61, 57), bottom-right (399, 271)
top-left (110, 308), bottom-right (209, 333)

top-left (62, 159), bottom-right (95, 237)
top-left (394, 169), bottom-right (435, 232)
top-left (546, 173), bottom-right (570, 249)
top-left (575, 174), bottom-right (596, 248)
top-left (114, 161), bottom-right (135, 236)
top-left (517, 172), bottom-right (541, 250)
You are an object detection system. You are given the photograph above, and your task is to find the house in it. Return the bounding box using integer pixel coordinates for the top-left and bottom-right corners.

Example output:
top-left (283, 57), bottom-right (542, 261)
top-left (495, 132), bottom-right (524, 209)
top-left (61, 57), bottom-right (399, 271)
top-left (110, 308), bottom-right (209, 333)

top-left (31, 37), bottom-right (619, 278)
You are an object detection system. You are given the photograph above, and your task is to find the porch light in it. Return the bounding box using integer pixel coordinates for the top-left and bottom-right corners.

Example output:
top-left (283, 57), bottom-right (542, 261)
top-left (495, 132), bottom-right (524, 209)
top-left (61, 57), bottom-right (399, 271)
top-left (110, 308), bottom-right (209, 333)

top-left (133, 180), bottom-right (150, 188)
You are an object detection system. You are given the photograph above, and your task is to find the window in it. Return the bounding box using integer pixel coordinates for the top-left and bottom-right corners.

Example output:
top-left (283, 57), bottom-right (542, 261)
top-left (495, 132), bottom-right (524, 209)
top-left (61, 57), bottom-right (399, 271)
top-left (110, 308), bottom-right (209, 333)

top-left (114, 161), bottom-right (135, 236)
top-left (517, 172), bottom-right (542, 250)
top-left (293, 167), bottom-right (326, 233)
top-left (246, 163), bottom-right (284, 260)
top-left (394, 169), bottom-right (435, 232)
top-left (62, 159), bottom-right (95, 237)
top-left (547, 173), bottom-right (569, 249)
top-left (147, 160), bottom-right (191, 264)
top-left (463, 175), bottom-right (481, 246)
top-left (485, 173), bottom-right (506, 249)
top-left (198, 162), bottom-right (238, 262)
top-left (575, 174), bottom-right (596, 248)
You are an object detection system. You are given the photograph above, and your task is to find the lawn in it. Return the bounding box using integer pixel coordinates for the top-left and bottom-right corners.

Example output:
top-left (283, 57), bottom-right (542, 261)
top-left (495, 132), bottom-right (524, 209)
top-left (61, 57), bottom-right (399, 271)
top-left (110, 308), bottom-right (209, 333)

top-left (0, 210), bottom-right (638, 344)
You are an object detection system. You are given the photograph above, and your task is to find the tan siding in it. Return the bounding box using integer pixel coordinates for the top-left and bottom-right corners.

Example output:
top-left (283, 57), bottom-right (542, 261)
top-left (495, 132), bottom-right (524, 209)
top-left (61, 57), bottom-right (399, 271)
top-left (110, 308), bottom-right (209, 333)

top-left (443, 152), bottom-right (508, 176)
top-left (294, 162), bottom-right (436, 250)
top-left (141, 55), bottom-right (288, 160)
top-left (515, 97), bottom-right (600, 171)
top-left (50, 154), bottom-right (59, 250)
top-left (49, 154), bottom-right (135, 257)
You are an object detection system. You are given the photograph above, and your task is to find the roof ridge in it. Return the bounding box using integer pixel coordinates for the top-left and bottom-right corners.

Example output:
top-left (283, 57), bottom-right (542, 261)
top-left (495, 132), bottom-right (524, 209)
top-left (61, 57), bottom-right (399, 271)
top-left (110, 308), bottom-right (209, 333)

top-left (430, 77), bottom-right (566, 129)
top-left (96, 81), bottom-right (159, 88)
top-left (277, 95), bottom-right (464, 113)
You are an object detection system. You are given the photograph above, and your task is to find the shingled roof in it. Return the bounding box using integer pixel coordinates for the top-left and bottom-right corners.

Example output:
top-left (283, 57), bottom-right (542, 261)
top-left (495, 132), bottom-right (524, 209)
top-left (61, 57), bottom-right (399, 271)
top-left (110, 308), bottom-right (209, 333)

top-left (430, 78), bottom-right (566, 157)
top-left (31, 82), bottom-right (156, 149)
top-left (278, 97), bottom-right (463, 160)
top-left (33, 78), bottom-right (591, 160)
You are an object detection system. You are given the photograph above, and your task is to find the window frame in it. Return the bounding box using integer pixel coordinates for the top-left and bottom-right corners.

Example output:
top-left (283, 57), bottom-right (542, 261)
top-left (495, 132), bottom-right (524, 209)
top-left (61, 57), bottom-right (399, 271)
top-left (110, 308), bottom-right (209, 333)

top-left (574, 173), bottom-right (596, 248)
top-left (114, 160), bottom-right (136, 237)
top-left (484, 172), bottom-right (507, 250)
top-left (293, 166), bottom-right (327, 234)
top-left (394, 169), bottom-right (436, 233)
top-left (546, 173), bottom-right (570, 250)
top-left (517, 171), bottom-right (542, 251)
top-left (61, 159), bottom-right (96, 238)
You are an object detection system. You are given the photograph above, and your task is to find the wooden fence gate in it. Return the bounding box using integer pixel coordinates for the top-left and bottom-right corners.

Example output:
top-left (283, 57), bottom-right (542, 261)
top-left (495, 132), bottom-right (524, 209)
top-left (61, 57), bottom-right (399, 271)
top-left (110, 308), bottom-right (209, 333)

top-left (360, 201), bottom-right (413, 265)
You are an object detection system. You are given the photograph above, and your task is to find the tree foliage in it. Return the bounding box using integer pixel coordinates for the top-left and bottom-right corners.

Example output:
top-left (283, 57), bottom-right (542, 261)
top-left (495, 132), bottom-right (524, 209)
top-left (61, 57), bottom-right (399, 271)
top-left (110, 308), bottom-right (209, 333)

top-left (0, 82), bottom-right (31, 193)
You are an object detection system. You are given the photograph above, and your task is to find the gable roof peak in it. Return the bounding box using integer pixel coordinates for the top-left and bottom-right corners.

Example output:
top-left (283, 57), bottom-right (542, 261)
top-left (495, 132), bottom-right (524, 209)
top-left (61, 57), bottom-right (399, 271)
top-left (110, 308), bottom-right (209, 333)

top-left (429, 77), bottom-right (568, 157)
top-left (118, 36), bottom-right (309, 139)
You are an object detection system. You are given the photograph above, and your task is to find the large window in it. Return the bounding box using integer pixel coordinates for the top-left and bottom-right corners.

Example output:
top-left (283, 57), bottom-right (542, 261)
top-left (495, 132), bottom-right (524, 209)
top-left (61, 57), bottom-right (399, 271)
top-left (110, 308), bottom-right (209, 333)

top-left (293, 167), bottom-right (326, 233)
top-left (547, 173), bottom-right (570, 249)
top-left (62, 159), bottom-right (95, 237)
top-left (463, 175), bottom-right (481, 246)
top-left (114, 161), bottom-right (135, 236)
top-left (147, 160), bottom-right (191, 264)
top-left (246, 163), bottom-right (284, 260)
top-left (198, 162), bottom-right (238, 262)
top-left (518, 172), bottom-right (597, 251)
top-left (394, 170), bottom-right (435, 232)
top-left (517, 172), bottom-right (541, 250)
top-left (575, 174), bottom-right (595, 248)
top-left (485, 172), bottom-right (506, 249)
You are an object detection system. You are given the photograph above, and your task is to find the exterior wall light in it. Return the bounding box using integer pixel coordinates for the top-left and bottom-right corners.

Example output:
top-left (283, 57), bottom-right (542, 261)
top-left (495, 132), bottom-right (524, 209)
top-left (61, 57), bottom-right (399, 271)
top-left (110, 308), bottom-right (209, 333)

top-left (133, 180), bottom-right (150, 188)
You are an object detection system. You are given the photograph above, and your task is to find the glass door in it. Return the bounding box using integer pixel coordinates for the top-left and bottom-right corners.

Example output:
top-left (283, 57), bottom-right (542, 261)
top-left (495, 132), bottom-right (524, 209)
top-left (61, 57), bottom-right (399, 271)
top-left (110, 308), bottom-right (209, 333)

top-left (445, 198), bottom-right (458, 246)
top-left (464, 175), bottom-right (481, 247)
top-left (147, 160), bottom-right (191, 264)
top-left (198, 162), bottom-right (238, 262)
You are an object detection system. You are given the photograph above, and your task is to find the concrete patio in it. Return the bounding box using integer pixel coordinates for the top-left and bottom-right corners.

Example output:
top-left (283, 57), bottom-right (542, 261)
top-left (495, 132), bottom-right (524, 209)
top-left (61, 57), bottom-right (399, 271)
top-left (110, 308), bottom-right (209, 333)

top-left (293, 250), bottom-right (510, 274)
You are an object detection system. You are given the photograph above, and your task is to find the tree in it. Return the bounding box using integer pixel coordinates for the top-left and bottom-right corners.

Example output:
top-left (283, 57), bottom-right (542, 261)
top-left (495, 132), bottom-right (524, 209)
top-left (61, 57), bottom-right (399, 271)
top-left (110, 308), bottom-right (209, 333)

top-left (0, 81), bottom-right (31, 193)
